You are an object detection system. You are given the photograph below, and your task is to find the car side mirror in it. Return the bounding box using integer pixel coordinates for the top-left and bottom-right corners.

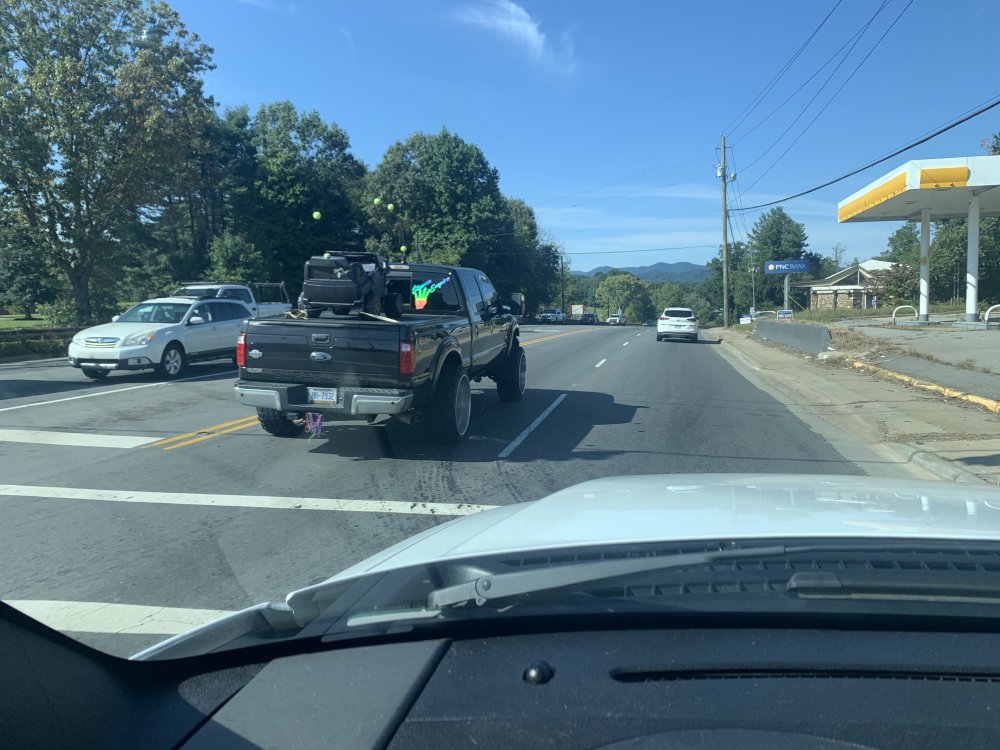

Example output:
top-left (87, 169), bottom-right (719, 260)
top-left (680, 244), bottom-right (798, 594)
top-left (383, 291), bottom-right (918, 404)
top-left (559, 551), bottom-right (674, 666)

top-left (111, 315), bottom-right (120, 322)
top-left (188, 316), bottom-right (205, 325)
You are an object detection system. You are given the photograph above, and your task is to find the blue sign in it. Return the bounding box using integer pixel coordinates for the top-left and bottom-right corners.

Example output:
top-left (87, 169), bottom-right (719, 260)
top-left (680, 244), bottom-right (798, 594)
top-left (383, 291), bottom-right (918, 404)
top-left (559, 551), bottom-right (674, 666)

top-left (764, 260), bottom-right (810, 274)
top-left (777, 309), bottom-right (793, 321)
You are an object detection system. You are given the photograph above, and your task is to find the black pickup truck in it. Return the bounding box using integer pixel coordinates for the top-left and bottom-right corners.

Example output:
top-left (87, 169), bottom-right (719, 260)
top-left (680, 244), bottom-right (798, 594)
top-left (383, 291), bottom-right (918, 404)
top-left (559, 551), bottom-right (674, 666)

top-left (234, 263), bottom-right (525, 444)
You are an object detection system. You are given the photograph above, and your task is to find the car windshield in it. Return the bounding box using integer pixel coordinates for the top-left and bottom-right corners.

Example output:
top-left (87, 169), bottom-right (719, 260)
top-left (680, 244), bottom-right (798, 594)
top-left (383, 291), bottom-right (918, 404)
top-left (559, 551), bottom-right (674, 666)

top-left (116, 303), bottom-right (190, 324)
top-left (4, 0), bottom-right (1000, 665)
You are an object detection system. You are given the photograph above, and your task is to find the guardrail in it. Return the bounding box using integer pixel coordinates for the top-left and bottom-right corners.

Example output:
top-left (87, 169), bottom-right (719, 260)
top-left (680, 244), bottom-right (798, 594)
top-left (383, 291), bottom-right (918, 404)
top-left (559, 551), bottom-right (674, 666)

top-left (892, 305), bottom-right (917, 325)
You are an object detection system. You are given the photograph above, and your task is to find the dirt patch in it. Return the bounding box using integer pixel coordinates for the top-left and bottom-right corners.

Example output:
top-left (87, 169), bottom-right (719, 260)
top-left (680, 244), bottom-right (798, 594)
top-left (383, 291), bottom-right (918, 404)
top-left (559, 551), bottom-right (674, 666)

top-left (889, 432), bottom-right (997, 443)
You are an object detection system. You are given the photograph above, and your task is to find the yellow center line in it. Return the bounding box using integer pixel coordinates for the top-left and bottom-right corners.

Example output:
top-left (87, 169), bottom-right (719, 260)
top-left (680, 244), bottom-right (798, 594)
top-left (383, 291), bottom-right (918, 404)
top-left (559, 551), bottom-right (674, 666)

top-left (164, 420), bottom-right (261, 451)
top-left (522, 329), bottom-right (595, 346)
top-left (142, 416), bottom-right (258, 449)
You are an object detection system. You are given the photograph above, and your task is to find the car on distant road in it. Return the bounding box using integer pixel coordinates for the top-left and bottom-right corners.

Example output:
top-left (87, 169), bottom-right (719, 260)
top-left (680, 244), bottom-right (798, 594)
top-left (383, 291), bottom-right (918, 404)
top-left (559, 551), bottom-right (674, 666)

top-left (656, 307), bottom-right (698, 342)
top-left (68, 297), bottom-right (252, 380)
top-left (580, 312), bottom-right (597, 325)
top-left (538, 308), bottom-right (566, 324)
top-left (643, 319), bottom-right (654, 326)
top-left (607, 314), bottom-right (625, 326)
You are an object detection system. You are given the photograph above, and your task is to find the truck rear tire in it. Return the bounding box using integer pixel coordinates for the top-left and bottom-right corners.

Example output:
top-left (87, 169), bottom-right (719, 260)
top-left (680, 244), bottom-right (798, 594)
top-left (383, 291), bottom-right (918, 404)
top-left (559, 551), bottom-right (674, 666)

top-left (427, 363), bottom-right (471, 444)
top-left (495, 341), bottom-right (526, 402)
top-left (257, 408), bottom-right (301, 437)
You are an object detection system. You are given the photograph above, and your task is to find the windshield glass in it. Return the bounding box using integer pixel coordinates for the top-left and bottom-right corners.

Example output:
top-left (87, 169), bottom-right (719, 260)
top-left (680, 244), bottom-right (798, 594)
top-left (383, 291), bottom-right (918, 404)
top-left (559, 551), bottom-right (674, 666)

top-left (116, 303), bottom-right (190, 324)
top-left (3, 0), bottom-right (1000, 662)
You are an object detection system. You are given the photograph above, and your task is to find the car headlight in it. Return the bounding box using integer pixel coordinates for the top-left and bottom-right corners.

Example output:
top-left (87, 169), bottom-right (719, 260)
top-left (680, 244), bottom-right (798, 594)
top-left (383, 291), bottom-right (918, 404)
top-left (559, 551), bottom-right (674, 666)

top-left (71, 333), bottom-right (84, 344)
top-left (122, 330), bottom-right (156, 346)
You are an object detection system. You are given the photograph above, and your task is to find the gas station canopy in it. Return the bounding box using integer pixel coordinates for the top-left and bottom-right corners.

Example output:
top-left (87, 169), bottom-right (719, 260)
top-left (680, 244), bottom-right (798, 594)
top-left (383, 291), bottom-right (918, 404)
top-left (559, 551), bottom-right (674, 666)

top-left (839, 156), bottom-right (1000, 223)
top-left (838, 156), bottom-right (1000, 324)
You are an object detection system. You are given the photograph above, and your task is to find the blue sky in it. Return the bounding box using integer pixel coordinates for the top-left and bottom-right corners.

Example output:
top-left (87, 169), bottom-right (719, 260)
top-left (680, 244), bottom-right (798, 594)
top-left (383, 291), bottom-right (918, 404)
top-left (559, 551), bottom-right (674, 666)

top-left (171, 0), bottom-right (1000, 272)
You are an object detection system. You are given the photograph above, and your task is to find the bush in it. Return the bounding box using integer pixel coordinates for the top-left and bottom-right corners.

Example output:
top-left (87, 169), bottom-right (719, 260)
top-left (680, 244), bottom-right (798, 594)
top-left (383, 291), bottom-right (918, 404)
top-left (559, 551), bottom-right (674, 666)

top-left (0, 338), bottom-right (69, 358)
top-left (36, 291), bottom-right (123, 326)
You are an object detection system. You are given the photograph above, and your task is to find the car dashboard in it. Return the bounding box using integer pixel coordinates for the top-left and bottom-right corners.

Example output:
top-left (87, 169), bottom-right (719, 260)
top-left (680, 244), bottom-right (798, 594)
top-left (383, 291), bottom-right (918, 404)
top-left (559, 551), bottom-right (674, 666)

top-left (5, 601), bottom-right (1000, 750)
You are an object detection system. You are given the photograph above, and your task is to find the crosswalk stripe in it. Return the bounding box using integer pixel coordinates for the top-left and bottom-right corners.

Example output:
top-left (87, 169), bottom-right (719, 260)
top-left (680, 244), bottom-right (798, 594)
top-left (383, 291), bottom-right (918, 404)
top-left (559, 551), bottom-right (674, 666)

top-left (0, 429), bottom-right (160, 449)
top-left (4, 600), bottom-right (235, 635)
top-left (0, 484), bottom-right (498, 516)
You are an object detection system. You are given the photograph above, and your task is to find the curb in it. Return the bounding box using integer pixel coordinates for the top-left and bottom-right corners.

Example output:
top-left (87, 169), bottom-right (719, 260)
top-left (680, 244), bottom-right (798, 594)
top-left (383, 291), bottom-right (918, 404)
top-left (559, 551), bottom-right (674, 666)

top-left (850, 360), bottom-right (1000, 415)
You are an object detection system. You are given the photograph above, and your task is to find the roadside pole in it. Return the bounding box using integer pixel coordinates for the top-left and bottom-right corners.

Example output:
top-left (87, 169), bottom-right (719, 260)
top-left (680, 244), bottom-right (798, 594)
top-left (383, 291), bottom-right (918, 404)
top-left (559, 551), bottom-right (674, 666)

top-left (720, 134), bottom-right (729, 328)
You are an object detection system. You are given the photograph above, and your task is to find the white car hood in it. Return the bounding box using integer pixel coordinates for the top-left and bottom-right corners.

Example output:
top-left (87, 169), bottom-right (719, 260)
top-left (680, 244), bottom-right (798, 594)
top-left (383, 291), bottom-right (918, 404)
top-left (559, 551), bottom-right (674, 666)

top-left (77, 321), bottom-right (177, 339)
top-left (299, 473), bottom-right (1000, 596)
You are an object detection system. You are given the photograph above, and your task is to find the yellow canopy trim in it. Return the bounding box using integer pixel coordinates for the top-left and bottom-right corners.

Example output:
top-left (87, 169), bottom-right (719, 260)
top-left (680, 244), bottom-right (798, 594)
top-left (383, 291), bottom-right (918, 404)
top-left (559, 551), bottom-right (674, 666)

top-left (838, 173), bottom-right (907, 222)
top-left (919, 166), bottom-right (969, 189)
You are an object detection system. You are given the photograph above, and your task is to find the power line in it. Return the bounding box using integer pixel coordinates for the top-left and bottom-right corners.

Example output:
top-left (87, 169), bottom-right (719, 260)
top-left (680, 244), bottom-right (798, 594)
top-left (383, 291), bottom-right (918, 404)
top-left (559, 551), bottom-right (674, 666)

top-left (740, 0), bottom-right (915, 195)
top-left (739, 0), bottom-right (891, 175)
top-left (724, 0), bottom-right (844, 138)
top-left (731, 93), bottom-right (1000, 212)
top-left (567, 180), bottom-right (682, 209)
top-left (733, 19), bottom-right (872, 147)
top-left (532, 173), bottom-right (647, 206)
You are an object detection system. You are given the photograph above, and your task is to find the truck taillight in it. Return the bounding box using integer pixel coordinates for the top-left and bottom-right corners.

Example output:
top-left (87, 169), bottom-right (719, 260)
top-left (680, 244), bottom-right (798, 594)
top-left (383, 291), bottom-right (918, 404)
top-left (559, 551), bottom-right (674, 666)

top-left (236, 332), bottom-right (246, 367)
top-left (399, 341), bottom-right (415, 376)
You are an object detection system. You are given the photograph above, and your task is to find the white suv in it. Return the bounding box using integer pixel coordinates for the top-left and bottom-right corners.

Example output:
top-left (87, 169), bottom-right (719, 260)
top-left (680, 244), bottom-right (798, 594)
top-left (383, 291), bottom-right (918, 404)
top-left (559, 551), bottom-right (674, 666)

top-left (656, 307), bottom-right (698, 342)
top-left (607, 314), bottom-right (625, 326)
top-left (538, 308), bottom-right (566, 324)
top-left (68, 297), bottom-right (252, 380)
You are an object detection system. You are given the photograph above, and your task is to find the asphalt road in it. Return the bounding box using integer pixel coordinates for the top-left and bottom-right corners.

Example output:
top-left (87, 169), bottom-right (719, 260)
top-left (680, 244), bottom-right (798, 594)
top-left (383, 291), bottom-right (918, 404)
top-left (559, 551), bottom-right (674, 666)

top-left (0, 324), bottom-right (861, 656)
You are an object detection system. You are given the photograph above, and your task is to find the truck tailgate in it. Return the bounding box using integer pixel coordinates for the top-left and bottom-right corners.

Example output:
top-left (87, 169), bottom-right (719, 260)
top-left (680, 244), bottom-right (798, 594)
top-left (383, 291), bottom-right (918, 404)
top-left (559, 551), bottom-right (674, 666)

top-left (241, 319), bottom-right (403, 387)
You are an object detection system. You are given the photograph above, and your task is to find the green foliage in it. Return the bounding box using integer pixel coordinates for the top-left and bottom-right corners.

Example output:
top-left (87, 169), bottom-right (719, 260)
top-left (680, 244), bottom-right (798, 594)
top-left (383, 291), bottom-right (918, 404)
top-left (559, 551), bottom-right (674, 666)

top-left (363, 129), bottom-right (558, 307)
top-left (207, 231), bottom-right (269, 282)
top-left (864, 264), bottom-right (919, 305)
top-left (0, 0), bottom-right (214, 323)
top-left (0, 243), bottom-right (59, 317)
top-left (596, 273), bottom-right (654, 321)
top-left (880, 223), bottom-right (921, 265)
top-left (929, 217), bottom-right (1000, 304)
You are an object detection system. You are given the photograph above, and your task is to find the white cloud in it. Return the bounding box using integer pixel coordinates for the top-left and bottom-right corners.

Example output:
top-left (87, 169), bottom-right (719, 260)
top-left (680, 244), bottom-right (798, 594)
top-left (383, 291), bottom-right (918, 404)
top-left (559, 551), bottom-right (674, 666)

top-left (456, 0), bottom-right (576, 76)
top-left (340, 27), bottom-right (357, 61)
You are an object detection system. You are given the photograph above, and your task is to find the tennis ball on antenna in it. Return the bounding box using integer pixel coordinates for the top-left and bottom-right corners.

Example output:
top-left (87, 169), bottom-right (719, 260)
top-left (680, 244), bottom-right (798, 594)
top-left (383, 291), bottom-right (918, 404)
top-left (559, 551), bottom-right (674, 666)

top-left (387, 203), bottom-right (395, 212)
top-left (373, 197), bottom-right (381, 206)
top-left (312, 210), bottom-right (321, 220)
top-left (400, 245), bottom-right (407, 254)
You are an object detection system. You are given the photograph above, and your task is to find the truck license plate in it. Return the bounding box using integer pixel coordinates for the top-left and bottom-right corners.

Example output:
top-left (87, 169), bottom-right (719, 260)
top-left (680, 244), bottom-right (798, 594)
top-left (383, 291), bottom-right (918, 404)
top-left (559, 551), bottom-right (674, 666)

top-left (308, 387), bottom-right (338, 405)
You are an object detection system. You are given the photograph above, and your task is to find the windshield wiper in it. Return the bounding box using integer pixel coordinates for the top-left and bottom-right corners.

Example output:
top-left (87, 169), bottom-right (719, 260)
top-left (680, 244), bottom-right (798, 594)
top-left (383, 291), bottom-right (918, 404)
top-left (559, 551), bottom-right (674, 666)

top-left (427, 544), bottom-right (801, 609)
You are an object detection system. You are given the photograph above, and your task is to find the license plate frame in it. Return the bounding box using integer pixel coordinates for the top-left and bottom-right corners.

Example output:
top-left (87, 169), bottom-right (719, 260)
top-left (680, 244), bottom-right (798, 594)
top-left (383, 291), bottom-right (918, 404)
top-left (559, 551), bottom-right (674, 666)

top-left (307, 387), bottom-right (338, 405)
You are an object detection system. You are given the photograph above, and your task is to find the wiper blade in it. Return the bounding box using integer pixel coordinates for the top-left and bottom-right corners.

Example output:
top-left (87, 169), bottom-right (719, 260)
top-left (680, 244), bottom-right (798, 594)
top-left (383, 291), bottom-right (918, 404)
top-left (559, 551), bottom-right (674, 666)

top-left (428, 544), bottom-right (797, 609)
top-left (788, 571), bottom-right (1000, 604)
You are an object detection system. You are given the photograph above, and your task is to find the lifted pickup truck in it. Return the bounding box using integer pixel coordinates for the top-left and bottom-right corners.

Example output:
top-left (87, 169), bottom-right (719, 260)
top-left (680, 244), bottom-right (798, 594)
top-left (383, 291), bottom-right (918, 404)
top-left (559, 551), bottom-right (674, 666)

top-left (234, 264), bottom-right (526, 444)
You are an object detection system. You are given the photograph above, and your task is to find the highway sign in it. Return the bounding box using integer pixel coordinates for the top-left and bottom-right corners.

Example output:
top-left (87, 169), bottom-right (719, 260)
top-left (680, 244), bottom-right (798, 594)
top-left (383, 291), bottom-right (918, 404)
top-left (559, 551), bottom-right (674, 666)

top-left (764, 260), bottom-right (809, 274)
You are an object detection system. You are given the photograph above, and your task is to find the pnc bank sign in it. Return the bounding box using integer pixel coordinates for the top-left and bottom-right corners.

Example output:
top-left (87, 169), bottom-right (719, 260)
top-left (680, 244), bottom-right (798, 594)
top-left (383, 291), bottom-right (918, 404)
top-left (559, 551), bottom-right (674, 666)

top-left (764, 260), bottom-right (810, 275)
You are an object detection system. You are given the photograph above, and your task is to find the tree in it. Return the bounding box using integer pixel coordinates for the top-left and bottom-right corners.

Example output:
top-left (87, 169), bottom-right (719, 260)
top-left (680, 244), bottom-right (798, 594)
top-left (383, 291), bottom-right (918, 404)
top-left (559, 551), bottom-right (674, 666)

top-left (207, 231), bottom-right (269, 282)
top-left (0, 0), bottom-right (214, 322)
top-left (880, 223), bottom-right (920, 265)
top-left (249, 101), bottom-right (367, 288)
top-left (745, 207), bottom-right (820, 311)
top-left (865, 264), bottom-right (918, 306)
top-left (596, 273), bottom-right (652, 321)
top-left (0, 245), bottom-right (58, 318)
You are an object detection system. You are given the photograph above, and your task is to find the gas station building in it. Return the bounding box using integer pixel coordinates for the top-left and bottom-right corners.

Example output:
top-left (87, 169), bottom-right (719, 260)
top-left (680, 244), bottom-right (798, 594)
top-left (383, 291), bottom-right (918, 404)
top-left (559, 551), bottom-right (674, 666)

top-left (838, 156), bottom-right (1000, 324)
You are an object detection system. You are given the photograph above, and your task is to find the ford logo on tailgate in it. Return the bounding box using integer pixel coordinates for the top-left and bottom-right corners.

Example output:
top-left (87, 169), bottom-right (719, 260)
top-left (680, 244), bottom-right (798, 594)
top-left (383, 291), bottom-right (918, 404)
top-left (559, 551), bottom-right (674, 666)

top-left (309, 351), bottom-right (332, 362)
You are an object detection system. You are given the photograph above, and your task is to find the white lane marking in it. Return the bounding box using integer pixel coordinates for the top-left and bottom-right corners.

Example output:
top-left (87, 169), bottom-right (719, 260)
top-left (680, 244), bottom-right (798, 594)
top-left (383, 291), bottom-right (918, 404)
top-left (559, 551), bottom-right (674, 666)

top-left (0, 369), bottom-right (236, 413)
top-left (623, 341), bottom-right (630, 346)
top-left (0, 429), bottom-right (159, 449)
top-left (595, 359), bottom-right (607, 368)
top-left (635, 333), bottom-right (641, 337)
top-left (498, 393), bottom-right (567, 459)
top-left (0, 484), bottom-right (496, 516)
top-left (4, 600), bottom-right (235, 635)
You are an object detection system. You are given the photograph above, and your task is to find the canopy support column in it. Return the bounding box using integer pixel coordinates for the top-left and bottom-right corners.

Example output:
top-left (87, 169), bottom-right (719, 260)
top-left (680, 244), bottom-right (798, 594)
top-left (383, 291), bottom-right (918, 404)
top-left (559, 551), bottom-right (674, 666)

top-left (919, 208), bottom-right (930, 322)
top-left (966, 193), bottom-right (980, 322)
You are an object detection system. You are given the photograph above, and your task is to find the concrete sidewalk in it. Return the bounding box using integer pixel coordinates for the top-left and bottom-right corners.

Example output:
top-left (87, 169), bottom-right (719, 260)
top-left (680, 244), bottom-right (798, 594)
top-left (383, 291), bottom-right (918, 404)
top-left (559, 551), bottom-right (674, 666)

top-left (711, 325), bottom-right (1000, 486)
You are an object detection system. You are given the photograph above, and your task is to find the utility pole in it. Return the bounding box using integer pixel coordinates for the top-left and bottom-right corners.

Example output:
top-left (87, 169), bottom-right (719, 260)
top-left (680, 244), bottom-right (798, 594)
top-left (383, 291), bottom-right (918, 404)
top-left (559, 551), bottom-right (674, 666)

top-left (560, 256), bottom-right (566, 314)
top-left (719, 134), bottom-right (730, 327)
